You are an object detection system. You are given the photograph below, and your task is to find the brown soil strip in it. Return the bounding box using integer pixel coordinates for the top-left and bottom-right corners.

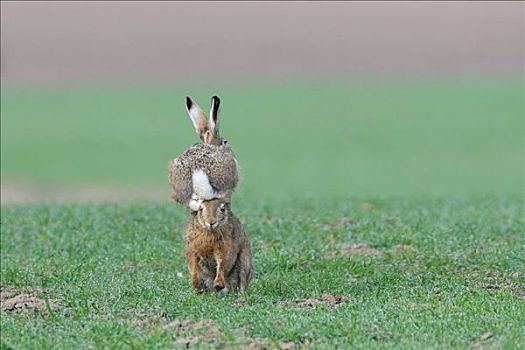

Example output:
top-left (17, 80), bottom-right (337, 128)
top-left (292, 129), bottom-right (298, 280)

top-left (1, 185), bottom-right (167, 204)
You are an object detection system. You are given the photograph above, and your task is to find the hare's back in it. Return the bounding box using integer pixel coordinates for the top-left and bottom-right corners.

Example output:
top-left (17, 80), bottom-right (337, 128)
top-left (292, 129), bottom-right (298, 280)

top-left (178, 143), bottom-right (239, 191)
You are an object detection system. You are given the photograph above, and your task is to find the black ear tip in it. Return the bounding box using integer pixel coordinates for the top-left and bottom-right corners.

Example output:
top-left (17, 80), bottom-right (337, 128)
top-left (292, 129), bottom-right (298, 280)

top-left (186, 96), bottom-right (193, 109)
top-left (211, 95), bottom-right (221, 105)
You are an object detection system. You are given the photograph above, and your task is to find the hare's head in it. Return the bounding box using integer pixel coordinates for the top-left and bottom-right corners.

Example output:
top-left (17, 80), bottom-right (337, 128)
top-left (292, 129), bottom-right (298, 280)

top-left (195, 198), bottom-right (230, 231)
top-left (186, 96), bottom-right (227, 146)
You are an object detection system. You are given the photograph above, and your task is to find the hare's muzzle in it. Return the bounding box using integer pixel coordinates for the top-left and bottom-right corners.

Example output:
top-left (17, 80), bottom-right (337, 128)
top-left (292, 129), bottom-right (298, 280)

top-left (205, 221), bottom-right (218, 230)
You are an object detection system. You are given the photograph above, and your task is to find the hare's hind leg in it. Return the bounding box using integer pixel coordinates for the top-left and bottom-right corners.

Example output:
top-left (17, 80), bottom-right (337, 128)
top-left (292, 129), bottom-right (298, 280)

top-left (226, 263), bottom-right (241, 293)
top-left (237, 245), bottom-right (254, 293)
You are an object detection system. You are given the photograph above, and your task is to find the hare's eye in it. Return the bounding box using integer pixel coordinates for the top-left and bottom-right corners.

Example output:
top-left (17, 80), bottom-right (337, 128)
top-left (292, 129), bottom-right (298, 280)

top-left (222, 140), bottom-right (228, 145)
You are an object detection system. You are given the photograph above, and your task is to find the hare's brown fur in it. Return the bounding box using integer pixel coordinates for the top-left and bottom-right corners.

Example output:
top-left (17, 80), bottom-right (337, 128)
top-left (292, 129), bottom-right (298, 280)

top-left (168, 96), bottom-right (239, 210)
top-left (168, 143), bottom-right (238, 208)
top-left (185, 198), bottom-right (254, 294)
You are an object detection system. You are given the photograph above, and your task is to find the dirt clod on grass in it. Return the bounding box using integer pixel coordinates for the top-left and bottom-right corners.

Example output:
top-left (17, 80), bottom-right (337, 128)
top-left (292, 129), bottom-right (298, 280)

top-left (278, 340), bottom-right (296, 349)
top-left (1, 285), bottom-right (59, 316)
top-left (330, 243), bottom-right (383, 257)
top-left (509, 284), bottom-right (525, 300)
top-left (288, 294), bottom-right (348, 309)
top-left (480, 282), bottom-right (525, 300)
top-left (315, 217), bottom-right (354, 231)
top-left (239, 337), bottom-right (298, 350)
top-left (472, 331), bottom-right (494, 348)
top-left (474, 271), bottom-right (525, 300)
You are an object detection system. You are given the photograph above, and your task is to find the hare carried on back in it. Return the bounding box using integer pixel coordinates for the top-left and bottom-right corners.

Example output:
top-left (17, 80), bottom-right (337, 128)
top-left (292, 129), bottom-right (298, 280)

top-left (168, 96), bottom-right (239, 211)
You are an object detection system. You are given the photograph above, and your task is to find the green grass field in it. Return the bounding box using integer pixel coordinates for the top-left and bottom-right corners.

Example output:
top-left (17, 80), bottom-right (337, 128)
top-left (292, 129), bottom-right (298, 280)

top-left (1, 79), bottom-right (523, 197)
top-left (1, 197), bottom-right (524, 348)
top-left (1, 79), bottom-right (524, 349)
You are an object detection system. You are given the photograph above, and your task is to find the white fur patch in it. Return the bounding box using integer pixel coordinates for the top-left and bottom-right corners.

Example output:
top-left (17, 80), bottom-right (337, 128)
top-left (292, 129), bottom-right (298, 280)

top-left (187, 104), bottom-right (204, 132)
top-left (192, 169), bottom-right (225, 201)
top-left (192, 170), bottom-right (214, 200)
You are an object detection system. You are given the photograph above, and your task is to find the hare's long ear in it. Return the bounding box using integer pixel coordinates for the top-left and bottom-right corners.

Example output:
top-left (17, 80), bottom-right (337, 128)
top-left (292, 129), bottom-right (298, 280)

top-left (186, 96), bottom-right (208, 140)
top-left (208, 96), bottom-right (220, 136)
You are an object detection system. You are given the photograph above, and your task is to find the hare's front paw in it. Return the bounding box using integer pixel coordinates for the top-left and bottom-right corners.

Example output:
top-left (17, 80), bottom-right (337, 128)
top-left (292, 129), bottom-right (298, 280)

top-left (213, 276), bottom-right (225, 291)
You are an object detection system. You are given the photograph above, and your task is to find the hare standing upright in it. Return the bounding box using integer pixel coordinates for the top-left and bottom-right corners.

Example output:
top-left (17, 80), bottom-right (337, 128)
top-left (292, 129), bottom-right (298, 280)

top-left (168, 96), bottom-right (239, 211)
top-left (185, 197), bottom-right (254, 294)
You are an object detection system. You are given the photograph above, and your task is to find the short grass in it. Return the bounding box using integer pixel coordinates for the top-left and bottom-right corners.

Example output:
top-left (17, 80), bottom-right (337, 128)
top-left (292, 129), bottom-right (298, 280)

top-left (1, 78), bottom-right (523, 198)
top-left (1, 196), bottom-right (524, 349)
top-left (1, 79), bottom-right (524, 348)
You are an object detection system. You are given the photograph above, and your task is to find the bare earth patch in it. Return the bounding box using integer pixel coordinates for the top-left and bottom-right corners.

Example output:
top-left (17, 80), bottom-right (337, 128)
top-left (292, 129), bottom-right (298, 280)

top-left (479, 281), bottom-right (525, 300)
top-left (126, 313), bottom-right (296, 349)
top-left (1, 285), bottom-right (59, 316)
top-left (508, 284), bottom-right (525, 300)
top-left (287, 294), bottom-right (349, 309)
top-left (163, 319), bottom-right (298, 349)
top-left (239, 337), bottom-right (300, 350)
top-left (163, 319), bottom-right (222, 348)
top-left (472, 332), bottom-right (494, 348)
top-left (473, 271), bottom-right (525, 300)
top-left (277, 341), bottom-right (296, 350)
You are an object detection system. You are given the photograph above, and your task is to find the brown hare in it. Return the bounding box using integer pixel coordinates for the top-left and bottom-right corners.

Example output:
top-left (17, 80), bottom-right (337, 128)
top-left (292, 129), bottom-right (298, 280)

top-left (168, 96), bottom-right (239, 211)
top-left (185, 197), bottom-right (254, 294)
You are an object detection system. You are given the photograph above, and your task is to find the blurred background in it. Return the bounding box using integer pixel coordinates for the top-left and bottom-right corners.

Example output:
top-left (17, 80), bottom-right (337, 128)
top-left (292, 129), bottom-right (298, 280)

top-left (1, 1), bottom-right (523, 202)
